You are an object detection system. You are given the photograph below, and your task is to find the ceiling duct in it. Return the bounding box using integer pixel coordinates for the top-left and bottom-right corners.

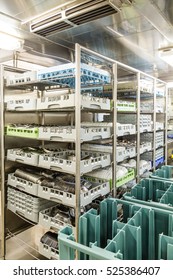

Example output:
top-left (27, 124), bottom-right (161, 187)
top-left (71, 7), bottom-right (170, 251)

top-left (30, 0), bottom-right (122, 37)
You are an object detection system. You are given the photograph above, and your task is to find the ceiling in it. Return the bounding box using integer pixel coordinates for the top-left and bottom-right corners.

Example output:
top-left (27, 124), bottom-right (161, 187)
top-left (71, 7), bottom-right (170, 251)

top-left (1, 0), bottom-right (173, 81)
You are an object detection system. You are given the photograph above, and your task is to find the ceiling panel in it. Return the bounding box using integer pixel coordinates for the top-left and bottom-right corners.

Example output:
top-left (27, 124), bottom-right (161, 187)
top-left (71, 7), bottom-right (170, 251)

top-left (0, 0), bottom-right (73, 20)
top-left (0, 0), bottom-right (173, 81)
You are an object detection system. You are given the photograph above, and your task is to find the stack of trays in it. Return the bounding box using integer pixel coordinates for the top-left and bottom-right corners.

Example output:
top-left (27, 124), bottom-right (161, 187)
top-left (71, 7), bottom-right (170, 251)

top-left (7, 168), bottom-right (110, 208)
top-left (7, 186), bottom-right (54, 223)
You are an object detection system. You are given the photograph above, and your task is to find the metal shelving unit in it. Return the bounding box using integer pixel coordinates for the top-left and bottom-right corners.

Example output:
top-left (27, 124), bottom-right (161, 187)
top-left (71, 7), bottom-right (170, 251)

top-left (0, 44), bottom-right (167, 260)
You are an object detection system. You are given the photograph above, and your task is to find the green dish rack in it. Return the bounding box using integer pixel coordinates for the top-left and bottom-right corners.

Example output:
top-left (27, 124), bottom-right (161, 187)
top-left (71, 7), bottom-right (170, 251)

top-left (5, 124), bottom-right (39, 139)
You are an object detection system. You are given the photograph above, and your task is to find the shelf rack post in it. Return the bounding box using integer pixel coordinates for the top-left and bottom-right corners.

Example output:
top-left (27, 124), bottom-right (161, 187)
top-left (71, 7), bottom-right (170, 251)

top-left (136, 72), bottom-right (141, 183)
top-left (165, 84), bottom-right (168, 165)
top-left (153, 78), bottom-right (156, 170)
top-left (75, 43), bottom-right (81, 246)
top-left (0, 65), bottom-right (5, 259)
top-left (112, 63), bottom-right (117, 197)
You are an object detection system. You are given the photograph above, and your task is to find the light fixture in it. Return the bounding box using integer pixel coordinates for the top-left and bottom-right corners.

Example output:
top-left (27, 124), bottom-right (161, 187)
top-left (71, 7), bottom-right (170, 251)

top-left (159, 47), bottom-right (173, 66)
top-left (0, 32), bottom-right (23, 51)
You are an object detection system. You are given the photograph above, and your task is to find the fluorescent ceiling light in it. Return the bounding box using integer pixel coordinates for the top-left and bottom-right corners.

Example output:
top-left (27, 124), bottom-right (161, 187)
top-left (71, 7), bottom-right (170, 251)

top-left (0, 33), bottom-right (23, 50)
top-left (159, 47), bottom-right (173, 66)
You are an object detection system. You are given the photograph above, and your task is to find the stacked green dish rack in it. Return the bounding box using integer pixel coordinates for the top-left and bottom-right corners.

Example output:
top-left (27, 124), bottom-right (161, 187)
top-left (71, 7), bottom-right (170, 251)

top-left (58, 165), bottom-right (173, 260)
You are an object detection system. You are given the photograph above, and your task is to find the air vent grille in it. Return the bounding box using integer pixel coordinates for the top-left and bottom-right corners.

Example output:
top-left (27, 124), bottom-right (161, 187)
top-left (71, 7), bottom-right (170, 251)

top-left (35, 22), bottom-right (73, 36)
top-left (69, 4), bottom-right (116, 25)
top-left (66, 0), bottom-right (106, 16)
top-left (31, 13), bottom-right (62, 31)
top-left (30, 0), bottom-right (119, 36)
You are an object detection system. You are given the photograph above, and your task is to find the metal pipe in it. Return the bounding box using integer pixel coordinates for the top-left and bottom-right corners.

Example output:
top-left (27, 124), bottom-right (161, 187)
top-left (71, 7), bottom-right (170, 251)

top-left (136, 72), bottom-right (141, 183)
top-left (112, 63), bottom-right (117, 197)
top-left (153, 78), bottom-right (156, 170)
top-left (165, 84), bottom-right (168, 165)
top-left (75, 43), bottom-right (81, 248)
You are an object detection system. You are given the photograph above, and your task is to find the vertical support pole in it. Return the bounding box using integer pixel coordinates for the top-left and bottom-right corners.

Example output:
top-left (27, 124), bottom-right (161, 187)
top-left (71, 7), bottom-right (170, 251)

top-left (112, 63), bottom-right (117, 197)
top-left (0, 65), bottom-right (5, 259)
top-left (75, 43), bottom-right (81, 249)
top-left (136, 72), bottom-right (140, 183)
top-left (153, 78), bottom-right (156, 170)
top-left (165, 84), bottom-right (168, 165)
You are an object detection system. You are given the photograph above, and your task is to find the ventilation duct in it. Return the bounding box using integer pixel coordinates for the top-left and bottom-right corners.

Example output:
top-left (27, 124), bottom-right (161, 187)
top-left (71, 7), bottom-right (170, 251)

top-left (30, 0), bottom-right (122, 37)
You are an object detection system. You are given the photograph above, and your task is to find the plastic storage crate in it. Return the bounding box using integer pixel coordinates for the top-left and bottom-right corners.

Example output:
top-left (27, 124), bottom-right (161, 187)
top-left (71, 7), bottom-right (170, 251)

top-left (6, 71), bottom-right (37, 86)
top-left (139, 160), bottom-right (152, 175)
top-left (39, 233), bottom-right (59, 260)
top-left (140, 131), bottom-right (164, 148)
top-left (117, 123), bottom-right (136, 136)
top-left (39, 242), bottom-right (59, 260)
top-left (150, 165), bottom-right (173, 181)
top-left (39, 204), bottom-right (73, 231)
top-left (140, 142), bottom-right (152, 154)
top-left (117, 80), bottom-right (153, 94)
top-left (87, 166), bottom-right (135, 188)
top-left (116, 100), bottom-right (136, 112)
top-left (140, 103), bottom-right (164, 113)
top-left (7, 148), bottom-right (40, 166)
top-left (38, 125), bottom-right (111, 142)
top-left (37, 93), bottom-right (110, 111)
top-left (38, 177), bottom-right (110, 207)
top-left (123, 177), bottom-right (173, 210)
top-left (82, 144), bottom-right (136, 163)
top-left (82, 121), bottom-right (136, 136)
top-left (59, 198), bottom-right (173, 260)
top-left (6, 97), bottom-right (37, 111)
top-left (117, 114), bottom-right (152, 133)
top-left (6, 124), bottom-right (39, 139)
top-left (158, 234), bottom-right (173, 260)
top-left (7, 173), bottom-right (39, 196)
top-left (37, 63), bottom-right (111, 87)
top-left (38, 150), bottom-right (111, 174)
top-left (83, 142), bottom-right (151, 157)
top-left (156, 122), bottom-right (164, 130)
top-left (7, 186), bottom-right (54, 223)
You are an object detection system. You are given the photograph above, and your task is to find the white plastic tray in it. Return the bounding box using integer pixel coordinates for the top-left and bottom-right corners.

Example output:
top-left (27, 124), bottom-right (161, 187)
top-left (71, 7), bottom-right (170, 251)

top-left (117, 80), bottom-right (153, 93)
top-left (7, 149), bottom-right (39, 166)
top-left (139, 161), bottom-right (152, 175)
top-left (6, 71), bottom-right (37, 86)
top-left (156, 122), bottom-right (164, 130)
top-left (139, 124), bottom-right (152, 133)
top-left (39, 205), bottom-right (72, 231)
top-left (7, 173), bottom-right (39, 196)
top-left (38, 178), bottom-right (110, 207)
top-left (7, 186), bottom-right (54, 222)
top-left (37, 93), bottom-right (110, 111)
top-left (38, 150), bottom-right (111, 174)
top-left (140, 142), bottom-right (152, 154)
top-left (117, 124), bottom-right (136, 136)
top-left (6, 97), bottom-right (37, 111)
top-left (38, 125), bottom-right (111, 142)
top-left (39, 242), bottom-right (59, 260)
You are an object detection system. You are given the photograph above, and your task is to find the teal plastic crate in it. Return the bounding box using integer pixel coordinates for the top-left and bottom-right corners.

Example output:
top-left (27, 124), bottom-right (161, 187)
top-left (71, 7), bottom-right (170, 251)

top-left (123, 177), bottom-right (173, 210)
top-left (58, 198), bottom-right (173, 260)
top-left (150, 165), bottom-right (173, 182)
top-left (158, 234), bottom-right (173, 260)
